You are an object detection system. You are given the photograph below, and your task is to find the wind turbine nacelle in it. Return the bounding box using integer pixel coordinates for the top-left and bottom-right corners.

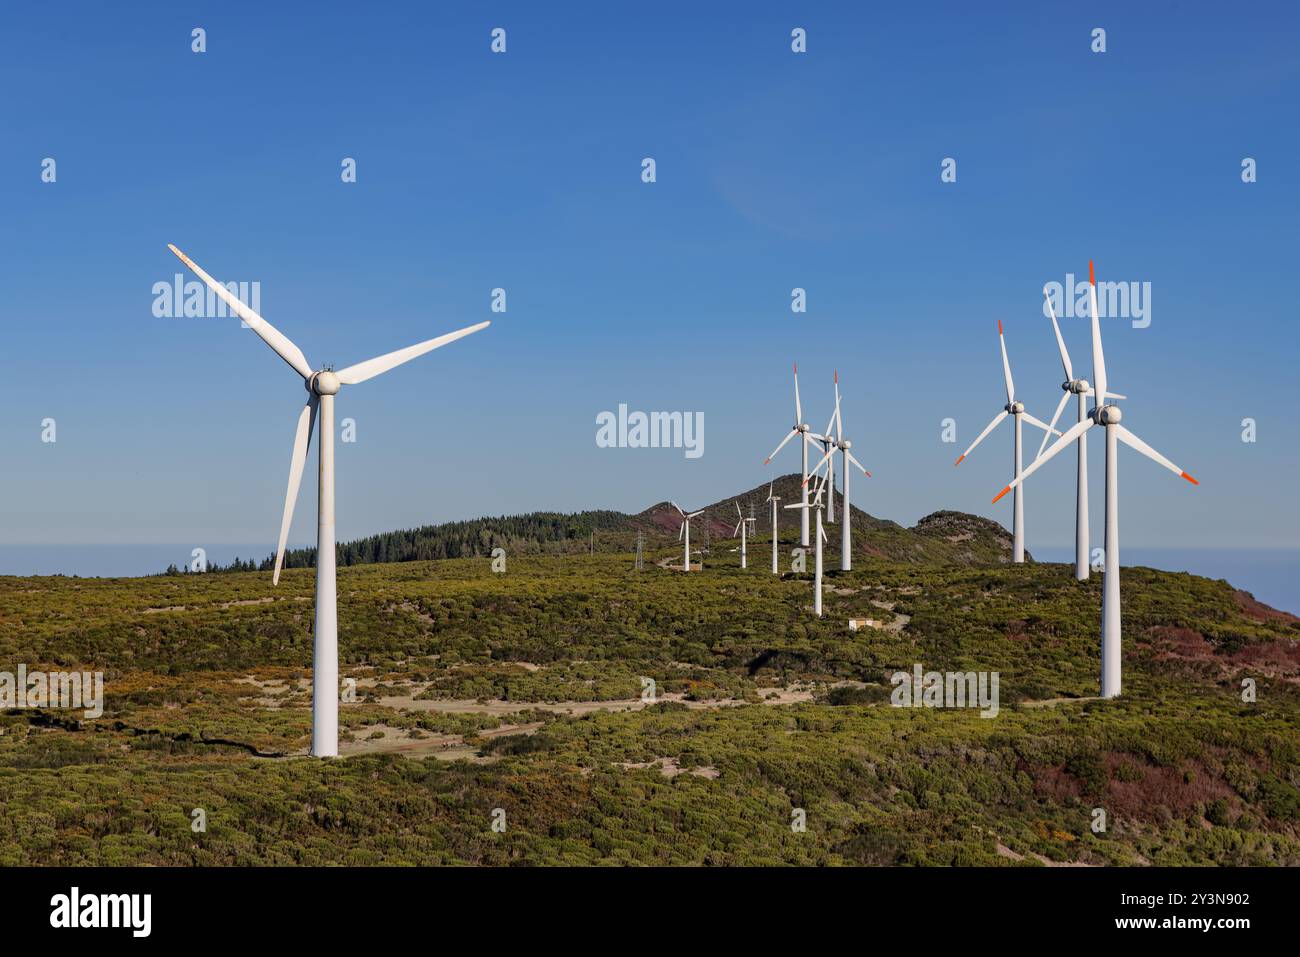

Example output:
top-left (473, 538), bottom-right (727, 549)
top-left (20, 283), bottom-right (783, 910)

top-left (1098, 405), bottom-right (1122, 425)
top-left (796, 423), bottom-right (809, 432)
top-left (1005, 401), bottom-right (1025, 414)
top-left (311, 371), bottom-right (341, 395)
top-left (839, 439), bottom-right (852, 450)
top-left (1068, 378), bottom-right (1091, 395)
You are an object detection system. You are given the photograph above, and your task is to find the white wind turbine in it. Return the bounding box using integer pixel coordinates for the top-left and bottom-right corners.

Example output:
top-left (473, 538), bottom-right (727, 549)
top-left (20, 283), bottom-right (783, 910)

top-left (673, 502), bottom-right (705, 572)
top-left (168, 245), bottom-right (489, 757)
top-left (1038, 286), bottom-right (1126, 580)
top-left (785, 470), bottom-right (829, 616)
top-left (995, 260), bottom-right (1198, 698)
top-left (764, 363), bottom-right (826, 548)
top-left (733, 502), bottom-right (757, 569)
top-left (766, 481), bottom-right (781, 574)
top-left (806, 371), bottom-right (871, 571)
top-left (954, 320), bottom-right (1060, 562)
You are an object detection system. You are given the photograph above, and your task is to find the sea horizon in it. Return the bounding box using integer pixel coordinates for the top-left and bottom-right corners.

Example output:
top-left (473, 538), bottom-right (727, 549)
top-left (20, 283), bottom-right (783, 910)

top-left (1, 543), bottom-right (1296, 616)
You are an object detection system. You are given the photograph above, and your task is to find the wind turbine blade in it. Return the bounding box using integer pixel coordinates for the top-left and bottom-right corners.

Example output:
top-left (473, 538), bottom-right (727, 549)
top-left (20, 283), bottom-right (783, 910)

top-left (1105, 391), bottom-right (1127, 400)
top-left (688, 509), bottom-right (706, 518)
top-left (764, 428), bottom-right (798, 464)
top-left (997, 320), bottom-right (1015, 404)
top-left (168, 245), bottom-right (313, 379)
top-left (824, 370), bottom-right (840, 438)
top-left (833, 371), bottom-right (843, 442)
top-left (792, 362), bottom-right (803, 424)
top-left (765, 480), bottom-right (774, 502)
top-left (336, 321), bottom-right (490, 385)
top-left (955, 410), bottom-right (1008, 465)
top-left (846, 450), bottom-right (871, 477)
top-left (1115, 425), bottom-right (1198, 484)
top-left (1044, 288), bottom-right (1074, 382)
top-left (1021, 412), bottom-right (1061, 436)
top-left (1038, 391), bottom-right (1072, 458)
top-left (804, 447), bottom-right (835, 485)
top-left (273, 396), bottom-right (319, 585)
top-left (994, 418), bottom-right (1093, 502)
top-left (671, 501), bottom-right (685, 516)
top-left (1088, 260), bottom-right (1108, 403)
top-left (733, 521), bottom-right (743, 536)
top-left (678, 521), bottom-right (684, 541)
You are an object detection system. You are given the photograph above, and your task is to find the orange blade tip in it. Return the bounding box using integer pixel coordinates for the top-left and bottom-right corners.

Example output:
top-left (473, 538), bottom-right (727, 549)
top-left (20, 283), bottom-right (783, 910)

top-left (997, 320), bottom-right (1003, 335)
top-left (992, 486), bottom-right (1011, 504)
top-left (1089, 260), bottom-right (1096, 286)
top-left (1181, 471), bottom-right (1199, 485)
top-left (762, 458), bottom-right (771, 465)
top-left (954, 454), bottom-right (965, 466)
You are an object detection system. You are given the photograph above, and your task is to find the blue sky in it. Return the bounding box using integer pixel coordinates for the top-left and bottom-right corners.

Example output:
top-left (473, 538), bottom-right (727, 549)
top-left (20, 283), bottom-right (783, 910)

top-left (2, 1), bottom-right (1297, 555)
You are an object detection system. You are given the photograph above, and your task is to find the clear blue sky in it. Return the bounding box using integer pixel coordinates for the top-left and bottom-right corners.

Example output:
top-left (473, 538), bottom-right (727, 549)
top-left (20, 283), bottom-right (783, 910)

top-left (2, 1), bottom-right (1296, 552)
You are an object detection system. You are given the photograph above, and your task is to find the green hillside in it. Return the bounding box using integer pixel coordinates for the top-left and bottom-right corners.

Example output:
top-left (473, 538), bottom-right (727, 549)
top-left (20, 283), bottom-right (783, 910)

top-left (1, 535), bottom-right (1296, 866)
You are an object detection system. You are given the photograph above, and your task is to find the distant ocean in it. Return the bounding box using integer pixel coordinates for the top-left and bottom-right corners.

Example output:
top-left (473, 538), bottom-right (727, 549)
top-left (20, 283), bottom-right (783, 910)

top-left (0, 544), bottom-right (1296, 616)
top-left (0, 545), bottom-right (279, 580)
top-left (1032, 547), bottom-right (1299, 616)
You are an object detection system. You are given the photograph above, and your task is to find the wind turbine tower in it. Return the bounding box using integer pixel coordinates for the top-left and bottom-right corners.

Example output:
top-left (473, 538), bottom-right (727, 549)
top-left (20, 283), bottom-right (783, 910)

top-left (766, 481), bottom-right (781, 574)
top-left (786, 477), bottom-right (829, 617)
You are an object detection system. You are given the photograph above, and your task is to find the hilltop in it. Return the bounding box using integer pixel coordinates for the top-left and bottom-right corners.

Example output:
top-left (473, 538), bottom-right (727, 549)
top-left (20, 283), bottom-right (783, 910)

top-left (213, 473), bottom-right (1025, 575)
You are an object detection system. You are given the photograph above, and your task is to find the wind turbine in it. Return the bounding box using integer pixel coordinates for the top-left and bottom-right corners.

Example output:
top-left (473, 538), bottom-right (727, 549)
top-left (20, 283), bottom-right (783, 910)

top-left (785, 473), bottom-right (829, 616)
top-left (733, 502), bottom-right (757, 569)
top-left (1038, 287), bottom-right (1126, 580)
top-left (168, 245), bottom-right (489, 757)
top-left (806, 372), bottom-right (871, 571)
top-left (995, 260), bottom-right (1197, 698)
top-left (766, 481), bottom-right (781, 574)
top-left (764, 363), bottom-right (825, 548)
top-left (673, 502), bottom-right (705, 572)
top-left (954, 321), bottom-right (1060, 562)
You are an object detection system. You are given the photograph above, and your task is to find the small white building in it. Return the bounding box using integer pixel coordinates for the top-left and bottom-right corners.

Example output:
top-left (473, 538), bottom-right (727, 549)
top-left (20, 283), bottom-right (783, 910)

top-left (848, 618), bottom-right (883, 632)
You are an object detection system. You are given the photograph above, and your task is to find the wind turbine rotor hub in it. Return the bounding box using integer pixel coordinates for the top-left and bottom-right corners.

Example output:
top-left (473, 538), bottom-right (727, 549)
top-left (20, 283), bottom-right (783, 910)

top-left (839, 439), bottom-right (851, 449)
top-left (311, 370), bottom-right (341, 395)
top-left (1006, 401), bottom-right (1024, 414)
top-left (1097, 405), bottom-right (1122, 425)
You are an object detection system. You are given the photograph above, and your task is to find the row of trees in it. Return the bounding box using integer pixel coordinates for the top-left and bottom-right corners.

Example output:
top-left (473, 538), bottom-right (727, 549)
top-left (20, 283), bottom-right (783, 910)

top-left (161, 510), bottom-right (636, 575)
